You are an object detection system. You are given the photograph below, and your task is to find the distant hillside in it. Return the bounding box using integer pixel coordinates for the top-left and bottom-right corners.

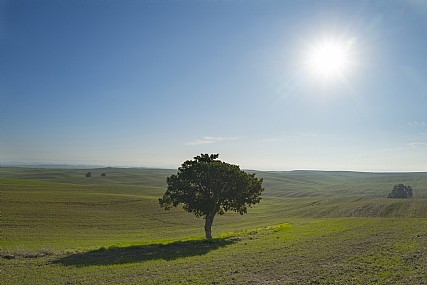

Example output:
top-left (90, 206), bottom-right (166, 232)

top-left (253, 170), bottom-right (427, 198)
top-left (2, 167), bottom-right (426, 198)
top-left (1, 167), bottom-right (176, 188)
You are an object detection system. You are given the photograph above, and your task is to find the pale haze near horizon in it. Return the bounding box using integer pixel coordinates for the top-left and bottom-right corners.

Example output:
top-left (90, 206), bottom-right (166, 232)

top-left (2, 1), bottom-right (427, 172)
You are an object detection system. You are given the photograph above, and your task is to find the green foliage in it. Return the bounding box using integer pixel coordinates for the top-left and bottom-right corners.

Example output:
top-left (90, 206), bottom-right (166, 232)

top-left (387, 184), bottom-right (413, 198)
top-left (159, 154), bottom-right (264, 238)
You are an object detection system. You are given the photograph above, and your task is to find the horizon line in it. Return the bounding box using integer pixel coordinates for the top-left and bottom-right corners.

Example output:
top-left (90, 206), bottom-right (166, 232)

top-left (2, 162), bottom-right (426, 174)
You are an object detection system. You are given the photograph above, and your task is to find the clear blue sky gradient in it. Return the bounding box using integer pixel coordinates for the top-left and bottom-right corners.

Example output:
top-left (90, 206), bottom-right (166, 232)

top-left (2, 1), bottom-right (427, 171)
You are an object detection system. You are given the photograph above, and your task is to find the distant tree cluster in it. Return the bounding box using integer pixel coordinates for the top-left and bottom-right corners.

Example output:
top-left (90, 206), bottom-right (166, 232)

top-left (387, 184), bottom-right (413, 198)
top-left (85, 172), bottom-right (107, 177)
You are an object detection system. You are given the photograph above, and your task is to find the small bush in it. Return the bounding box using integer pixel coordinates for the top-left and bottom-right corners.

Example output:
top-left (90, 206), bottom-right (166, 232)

top-left (387, 184), bottom-right (413, 198)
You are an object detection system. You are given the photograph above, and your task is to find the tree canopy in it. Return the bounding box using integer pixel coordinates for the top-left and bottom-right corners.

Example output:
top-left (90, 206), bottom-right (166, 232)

top-left (387, 184), bottom-right (413, 198)
top-left (159, 154), bottom-right (264, 239)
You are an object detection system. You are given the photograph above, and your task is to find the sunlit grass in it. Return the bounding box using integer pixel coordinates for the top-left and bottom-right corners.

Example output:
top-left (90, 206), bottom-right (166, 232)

top-left (2, 218), bottom-right (426, 284)
top-left (1, 169), bottom-right (427, 284)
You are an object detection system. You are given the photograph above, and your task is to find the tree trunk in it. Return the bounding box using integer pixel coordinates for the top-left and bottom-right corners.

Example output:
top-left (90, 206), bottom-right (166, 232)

top-left (204, 213), bottom-right (215, 239)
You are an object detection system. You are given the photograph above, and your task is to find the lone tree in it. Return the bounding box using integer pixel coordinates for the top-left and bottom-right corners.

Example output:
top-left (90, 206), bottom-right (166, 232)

top-left (387, 184), bottom-right (413, 198)
top-left (159, 154), bottom-right (264, 239)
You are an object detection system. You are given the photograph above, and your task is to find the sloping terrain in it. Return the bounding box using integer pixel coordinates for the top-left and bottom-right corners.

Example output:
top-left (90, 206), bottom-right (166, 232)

top-left (2, 167), bottom-right (426, 284)
top-left (3, 167), bottom-right (427, 197)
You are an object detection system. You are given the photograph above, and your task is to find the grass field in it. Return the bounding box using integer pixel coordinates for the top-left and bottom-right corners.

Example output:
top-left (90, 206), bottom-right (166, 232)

top-left (1, 167), bottom-right (427, 284)
top-left (3, 167), bottom-right (427, 197)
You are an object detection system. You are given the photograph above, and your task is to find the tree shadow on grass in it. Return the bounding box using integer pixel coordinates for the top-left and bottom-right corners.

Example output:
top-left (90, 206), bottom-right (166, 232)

top-left (53, 237), bottom-right (238, 267)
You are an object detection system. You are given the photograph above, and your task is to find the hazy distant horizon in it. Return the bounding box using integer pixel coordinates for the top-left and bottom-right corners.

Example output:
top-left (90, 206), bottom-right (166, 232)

top-left (3, 160), bottom-right (427, 174)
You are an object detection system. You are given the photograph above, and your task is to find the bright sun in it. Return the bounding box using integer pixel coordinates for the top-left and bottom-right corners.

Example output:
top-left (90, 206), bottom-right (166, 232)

top-left (307, 41), bottom-right (349, 79)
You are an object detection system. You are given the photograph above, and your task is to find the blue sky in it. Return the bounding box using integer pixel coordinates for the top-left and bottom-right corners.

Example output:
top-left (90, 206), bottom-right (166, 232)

top-left (2, 0), bottom-right (427, 171)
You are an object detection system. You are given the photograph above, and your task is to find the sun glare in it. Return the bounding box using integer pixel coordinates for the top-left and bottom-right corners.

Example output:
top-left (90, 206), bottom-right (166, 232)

top-left (307, 41), bottom-right (350, 79)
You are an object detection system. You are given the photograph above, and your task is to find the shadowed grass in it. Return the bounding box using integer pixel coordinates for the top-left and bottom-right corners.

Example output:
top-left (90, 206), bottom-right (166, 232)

top-left (52, 238), bottom-right (237, 267)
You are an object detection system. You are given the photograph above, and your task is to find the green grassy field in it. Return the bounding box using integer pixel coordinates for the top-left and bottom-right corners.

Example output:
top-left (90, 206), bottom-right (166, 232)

top-left (3, 167), bottom-right (427, 197)
top-left (1, 167), bottom-right (427, 284)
